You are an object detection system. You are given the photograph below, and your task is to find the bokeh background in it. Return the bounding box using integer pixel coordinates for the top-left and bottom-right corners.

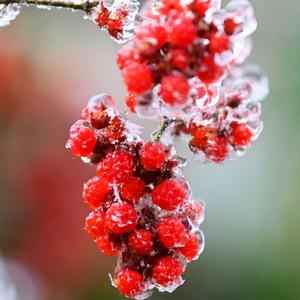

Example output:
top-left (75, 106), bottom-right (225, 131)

top-left (0, 0), bottom-right (299, 299)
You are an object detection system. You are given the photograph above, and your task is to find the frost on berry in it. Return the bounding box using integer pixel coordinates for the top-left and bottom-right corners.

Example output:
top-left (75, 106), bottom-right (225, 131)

top-left (0, 4), bottom-right (20, 27)
top-left (87, 0), bottom-right (139, 43)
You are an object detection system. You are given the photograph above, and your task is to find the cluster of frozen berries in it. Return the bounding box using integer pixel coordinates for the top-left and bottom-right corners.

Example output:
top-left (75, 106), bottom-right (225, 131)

top-left (67, 94), bottom-right (205, 299)
top-left (117, 0), bottom-right (268, 163)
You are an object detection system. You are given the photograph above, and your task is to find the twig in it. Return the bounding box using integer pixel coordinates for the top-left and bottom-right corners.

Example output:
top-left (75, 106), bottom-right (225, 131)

top-left (0, 0), bottom-right (99, 12)
top-left (152, 117), bottom-right (183, 142)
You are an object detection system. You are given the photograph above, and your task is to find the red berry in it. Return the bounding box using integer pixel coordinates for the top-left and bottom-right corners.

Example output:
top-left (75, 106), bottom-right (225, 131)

top-left (125, 93), bottom-right (136, 113)
top-left (160, 75), bottom-right (190, 105)
top-left (205, 136), bottom-right (229, 163)
top-left (128, 229), bottom-right (153, 255)
top-left (157, 216), bottom-right (188, 248)
top-left (117, 46), bottom-right (142, 70)
top-left (179, 233), bottom-right (201, 261)
top-left (82, 176), bottom-right (111, 209)
top-left (194, 0), bottom-right (211, 17)
top-left (95, 231), bottom-right (118, 256)
top-left (120, 177), bottom-right (145, 203)
top-left (170, 48), bottom-right (190, 70)
top-left (135, 20), bottom-right (168, 53)
top-left (69, 121), bottom-right (96, 157)
top-left (159, 0), bottom-right (184, 14)
top-left (224, 18), bottom-right (242, 35)
top-left (140, 142), bottom-right (167, 171)
top-left (152, 178), bottom-right (188, 211)
top-left (152, 256), bottom-right (184, 286)
top-left (198, 54), bottom-right (226, 84)
top-left (209, 32), bottom-right (230, 53)
top-left (97, 149), bottom-right (134, 183)
top-left (167, 15), bottom-right (197, 47)
top-left (106, 202), bottom-right (137, 233)
top-left (115, 269), bottom-right (144, 298)
top-left (85, 210), bottom-right (106, 239)
top-left (122, 62), bottom-right (154, 94)
top-left (230, 122), bottom-right (253, 147)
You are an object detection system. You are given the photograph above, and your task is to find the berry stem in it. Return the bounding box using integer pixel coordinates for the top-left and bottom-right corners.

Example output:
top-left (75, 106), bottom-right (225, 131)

top-left (152, 117), bottom-right (182, 142)
top-left (0, 0), bottom-right (99, 12)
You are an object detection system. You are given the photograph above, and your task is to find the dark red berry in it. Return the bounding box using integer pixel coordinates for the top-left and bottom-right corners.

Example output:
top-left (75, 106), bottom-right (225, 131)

top-left (106, 202), bottom-right (137, 234)
top-left (69, 121), bottom-right (96, 157)
top-left (152, 256), bottom-right (184, 286)
top-left (82, 176), bottom-right (111, 209)
top-left (95, 231), bottom-right (118, 256)
top-left (230, 122), bottom-right (253, 147)
top-left (115, 269), bottom-right (144, 298)
top-left (140, 142), bottom-right (167, 171)
top-left (157, 216), bottom-right (188, 248)
top-left (120, 177), bottom-right (145, 203)
top-left (122, 62), bottom-right (154, 94)
top-left (85, 210), bottom-right (106, 239)
top-left (152, 178), bottom-right (188, 210)
top-left (128, 229), bottom-right (153, 255)
top-left (179, 233), bottom-right (201, 261)
top-left (97, 149), bottom-right (134, 183)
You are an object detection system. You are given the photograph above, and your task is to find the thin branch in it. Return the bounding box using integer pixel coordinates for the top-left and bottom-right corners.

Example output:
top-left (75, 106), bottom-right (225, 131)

top-left (0, 0), bottom-right (99, 12)
top-left (152, 117), bottom-right (183, 142)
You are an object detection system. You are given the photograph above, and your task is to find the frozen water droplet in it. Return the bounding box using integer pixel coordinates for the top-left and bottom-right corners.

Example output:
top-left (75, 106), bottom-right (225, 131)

top-left (0, 4), bottom-right (20, 27)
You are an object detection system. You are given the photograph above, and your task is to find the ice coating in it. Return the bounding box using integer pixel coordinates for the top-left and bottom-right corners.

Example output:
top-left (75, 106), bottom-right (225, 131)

top-left (0, 4), bottom-right (20, 27)
top-left (87, 0), bottom-right (139, 43)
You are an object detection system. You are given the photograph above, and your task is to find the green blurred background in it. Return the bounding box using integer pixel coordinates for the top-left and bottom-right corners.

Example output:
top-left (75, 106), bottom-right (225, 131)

top-left (0, 0), bottom-right (299, 299)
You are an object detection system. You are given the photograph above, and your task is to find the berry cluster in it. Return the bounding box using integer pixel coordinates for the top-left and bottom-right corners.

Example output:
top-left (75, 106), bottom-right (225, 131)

top-left (67, 94), bottom-right (205, 299)
top-left (117, 0), bottom-right (268, 162)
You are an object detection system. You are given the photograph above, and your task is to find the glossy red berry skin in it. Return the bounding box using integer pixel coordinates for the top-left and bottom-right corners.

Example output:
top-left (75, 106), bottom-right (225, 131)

top-left (120, 177), bottom-right (145, 203)
top-left (117, 46), bottom-right (142, 70)
top-left (122, 62), bottom-right (154, 94)
top-left (160, 75), bottom-right (190, 105)
top-left (152, 178), bottom-right (188, 211)
top-left (97, 149), bottom-right (134, 183)
top-left (194, 0), bottom-right (211, 17)
top-left (209, 32), bottom-right (230, 54)
top-left (106, 202), bottom-right (137, 234)
top-left (82, 176), bottom-right (111, 209)
top-left (230, 122), bottom-right (253, 147)
top-left (170, 48), bottom-right (190, 70)
top-left (115, 269), bottom-right (144, 298)
top-left (167, 16), bottom-right (197, 47)
top-left (95, 231), bottom-right (118, 256)
top-left (140, 142), bottom-right (167, 171)
top-left (205, 136), bottom-right (229, 163)
top-left (152, 256), bottom-right (184, 286)
top-left (198, 55), bottom-right (226, 84)
top-left (85, 210), bottom-right (106, 239)
top-left (179, 233), bottom-right (201, 261)
top-left (157, 216), bottom-right (188, 248)
top-left (128, 229), bottom-right (153, 255)
top-left (69, 122), bottom-right (96, 157)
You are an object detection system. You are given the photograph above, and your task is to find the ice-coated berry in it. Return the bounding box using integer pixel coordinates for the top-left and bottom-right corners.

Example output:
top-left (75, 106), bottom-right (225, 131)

top-left (97, 149), bottom-right (134, 183)
top-left (115, 269), bottom-right (144, 298)
top-left (117, 46), bottom-right (142, 70)
top-left (160, 75), bottom-right (190, 105)
top-left (95, 231), bottom-right (118, 256)
top-left (230, 122), bottom-right (253, 147)
top-left (85, 210), bottom-right (106, 239)
top-left (179, 233), bottom-right (201, 261)
top-left (209, 32), bottom-right (230, 54)
top-left (205, 136), bottom-right (229, 163)
top-left (152, 178), bottom-right (188, 210)
top-left (128, 229), bottom-right (153, 255)
top-left (152, 256), bottom-right (184, 287)
top-left (69, 121), bottom-right (96, 157)
top-left (82, 176), bottom-right (111, 209)
top-left (106, 202), bottom-right (137, 234)
top-left (157, 216), bottom-right (188, 248)
top-left (125, 93), bottom-right (136, 113)
top-left (167, 15), bottom-right (197, 47)
top-left (122, 62), bottom-right (154, 94)
top-left (140, 142), bottom-right (167, 171)
top-left (120, 177), bottom-right (145, 203)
